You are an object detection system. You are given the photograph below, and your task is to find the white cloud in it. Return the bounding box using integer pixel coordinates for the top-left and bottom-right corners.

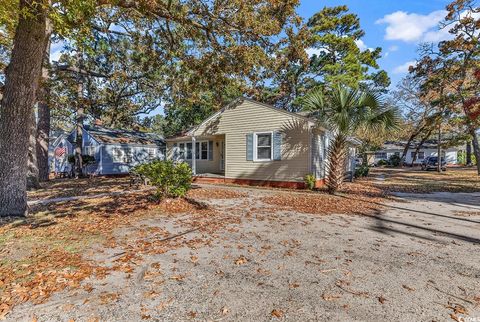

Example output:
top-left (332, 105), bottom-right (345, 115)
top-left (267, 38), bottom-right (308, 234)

top-left (50, 40), bottom-right (65, 62)
top-left (376, 10), bottom-right (448, 43)
top-left (393, 61), bottom-right (416, 74)
top-left (355, 39), bottom-right (368, 51)
top-left (388, 45), bottom-right (399, 52)
top-left (305, 47), bottom-right (327, 57)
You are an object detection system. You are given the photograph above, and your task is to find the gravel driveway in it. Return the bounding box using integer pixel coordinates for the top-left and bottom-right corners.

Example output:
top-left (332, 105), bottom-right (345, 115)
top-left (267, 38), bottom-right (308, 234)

top-left (7, 187), bottom-right (480, 322)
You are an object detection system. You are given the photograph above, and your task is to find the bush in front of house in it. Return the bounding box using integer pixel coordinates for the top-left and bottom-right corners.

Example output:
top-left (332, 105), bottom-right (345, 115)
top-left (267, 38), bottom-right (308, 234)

top-left (388, 154), bottom-right (402, 167)
top-left (354, 164), bottom-right (370, 178)
top-left (376, 159), bottom-right (388, 166)
top-left (67, 154), bottom-right (95, 165)
top-left (133, 160), bottom-right (192, 199)
top-left (304, 174), bottom-right (316, 190)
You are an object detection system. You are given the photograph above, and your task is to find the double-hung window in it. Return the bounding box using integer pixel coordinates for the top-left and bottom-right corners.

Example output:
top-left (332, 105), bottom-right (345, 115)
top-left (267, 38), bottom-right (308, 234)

top-left (84, 146), bottom-right (96, 156)
top-left (255, 133), bottom-right (272, 161)
top-left (201, 142), bottom-right (208, 160)
top-left (147, 148), bottom-right (156, 159)
top-left (191, 141), bottom-right (209, 160)
top-left (179, 143), bottom-right (185, 160)
top-left (186, 143), bottom-right (193, 160)
top-left (124, 148), bottom-right (133, 163)
top-left (375, 152), bottom-right (387, 159)
top-left (112, 148), bottom-right (124, 163)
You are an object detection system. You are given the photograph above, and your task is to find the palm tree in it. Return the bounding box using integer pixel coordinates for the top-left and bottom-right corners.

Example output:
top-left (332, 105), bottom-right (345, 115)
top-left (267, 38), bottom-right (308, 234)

top-left (305, 86), bottom-right (399, 194)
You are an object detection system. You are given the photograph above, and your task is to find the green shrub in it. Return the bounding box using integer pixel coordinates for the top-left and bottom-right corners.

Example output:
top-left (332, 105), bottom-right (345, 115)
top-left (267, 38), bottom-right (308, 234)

top-left (376, 159), bottom-right (387, 166)
top-left (67, 154), bottom-right (95, 165)
top-left (304, 174), bottom-right (316, 190)
top-left (457, 151), bottom-right (477, 165)
top-left (133, 160), bottom-right (192, 199)
top-left (354, 165), bottom-right (370, 178)
top-left (388, 154), bottom-right (401, 167)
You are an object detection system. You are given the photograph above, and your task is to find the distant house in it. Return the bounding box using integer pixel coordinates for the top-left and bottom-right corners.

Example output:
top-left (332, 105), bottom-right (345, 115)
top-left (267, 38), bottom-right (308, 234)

top-left (165, 98), bottom-right (359, 188)
top-left (368, 141), bottom-right (463, 166)
top-left (50, 125), bottom-right (165, 176)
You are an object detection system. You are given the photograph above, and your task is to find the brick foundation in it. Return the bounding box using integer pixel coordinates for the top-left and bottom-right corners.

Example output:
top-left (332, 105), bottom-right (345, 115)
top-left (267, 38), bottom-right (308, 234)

top-left (193, 176), bottom-right (325, 189)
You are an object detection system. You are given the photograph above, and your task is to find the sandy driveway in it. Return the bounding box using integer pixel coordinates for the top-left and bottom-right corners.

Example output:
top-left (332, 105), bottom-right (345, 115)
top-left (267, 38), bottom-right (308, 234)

top-left (7, 187), bottom-right (480, 322)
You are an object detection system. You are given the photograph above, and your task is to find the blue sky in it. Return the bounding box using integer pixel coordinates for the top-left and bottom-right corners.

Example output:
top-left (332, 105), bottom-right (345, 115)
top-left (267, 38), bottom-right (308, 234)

top-left (298, 0), bottom-right (453, 87)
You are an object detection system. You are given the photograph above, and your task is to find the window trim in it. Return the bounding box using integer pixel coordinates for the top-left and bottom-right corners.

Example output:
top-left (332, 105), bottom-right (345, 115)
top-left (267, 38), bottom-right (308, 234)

top-left (146, 147), bottom-right (156, 159)
top-left (375, 152), bottom-right (387, 160)
top-left (84, 146), bottom-right (96, 157)
top-left (176, 140), bottom-right (209, 161)
top-left (112, 147), bottom-right (125, 163)
top-left (253, 132), bottom-right (273, 162)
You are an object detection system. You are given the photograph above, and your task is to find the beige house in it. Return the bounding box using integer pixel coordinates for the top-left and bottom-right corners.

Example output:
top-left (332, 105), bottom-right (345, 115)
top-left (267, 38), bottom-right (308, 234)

top-left (165, 98), bottom-right (358, 188)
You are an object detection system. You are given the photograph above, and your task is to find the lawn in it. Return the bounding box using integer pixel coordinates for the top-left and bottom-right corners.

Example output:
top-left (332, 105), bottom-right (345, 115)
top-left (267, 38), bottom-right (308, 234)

top-left (369, 167), bottom-right (480, 193)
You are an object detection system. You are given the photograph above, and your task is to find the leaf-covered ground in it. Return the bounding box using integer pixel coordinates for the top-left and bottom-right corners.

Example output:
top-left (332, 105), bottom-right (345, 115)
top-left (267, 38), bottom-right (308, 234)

top-left (2, 174), bottom-right (480, 321)
top-left (27, 177), bottom-right (134, 201)
top-left (370, 167), bottom-right (480, 193)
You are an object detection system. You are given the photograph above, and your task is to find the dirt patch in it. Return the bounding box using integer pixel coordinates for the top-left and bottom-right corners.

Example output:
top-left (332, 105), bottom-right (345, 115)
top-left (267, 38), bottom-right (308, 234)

top-left (187, 187), bottom-right (248, 199)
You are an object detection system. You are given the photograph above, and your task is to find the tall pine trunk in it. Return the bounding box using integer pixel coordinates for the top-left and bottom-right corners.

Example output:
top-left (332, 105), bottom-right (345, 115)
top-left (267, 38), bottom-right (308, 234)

top-left (469, 126), bottom-right (480, 175)
top-left (27, 111), bottom-right (40, 190)
top-left (37, 20), bottom-right (53, 182)
top-left (325, 134), bottom-right (347, 194)
top-left (0, 0), bottom-right (48, 217)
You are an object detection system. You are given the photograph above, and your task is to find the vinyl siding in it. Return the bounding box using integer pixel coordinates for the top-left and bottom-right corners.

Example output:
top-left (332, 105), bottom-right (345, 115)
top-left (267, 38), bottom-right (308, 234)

top-left (192, 100), bottom-right (315, 182)
top-left (82, 131), bottom-right (102, 174)
top-left (100, 144), bottom-right (165, 175)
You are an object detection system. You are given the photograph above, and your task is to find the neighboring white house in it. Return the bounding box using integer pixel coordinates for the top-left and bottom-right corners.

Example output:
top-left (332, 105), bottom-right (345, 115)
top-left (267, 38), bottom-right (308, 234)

top-left (370, 141), bottom-right (463, 165)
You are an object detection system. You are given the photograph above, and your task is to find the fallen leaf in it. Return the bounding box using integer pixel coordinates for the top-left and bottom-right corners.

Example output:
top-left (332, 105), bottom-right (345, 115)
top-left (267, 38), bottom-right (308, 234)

top-left (402, 285), bottom-right (415, 292)
top-left (221, 306), bottom-right (229, 315)
top-left (378, 296), bottom-right (386, 304)
top-left (322, 293), bottom-right (342, 301)
top-left (271, 309), bottom-right (284, 318)
top-left (234, 256), bottom-right (248, 266)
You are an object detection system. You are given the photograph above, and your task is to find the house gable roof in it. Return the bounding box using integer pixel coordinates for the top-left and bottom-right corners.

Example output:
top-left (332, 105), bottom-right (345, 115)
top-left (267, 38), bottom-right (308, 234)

top-left (168, 97), bottom-right (321, 139)
top-left (68, 125), bottom-right (165, 146)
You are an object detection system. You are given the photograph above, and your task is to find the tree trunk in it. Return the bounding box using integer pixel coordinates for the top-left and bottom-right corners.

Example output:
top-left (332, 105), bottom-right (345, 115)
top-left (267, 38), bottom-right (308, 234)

top-left (325, 134), bottom-right (347, 194)
top-left (0, 0), bottom-right (48, 217)
top-left (36, 20), bottom-right (53, 182)
top-left (437, 123), bottom-right (442, 173)
top-left (27, 111), bottom-right (41, 190)
top-left (411, 128), bottom-right (434, 167)
top-left (74, 82), bottom-right (84, 178)
top-left (400, 133), bottom-right (416, 168)
top-left (469, 125), bottom-right (480, 175)
top-left (466, 140), bottom-right (472, 166)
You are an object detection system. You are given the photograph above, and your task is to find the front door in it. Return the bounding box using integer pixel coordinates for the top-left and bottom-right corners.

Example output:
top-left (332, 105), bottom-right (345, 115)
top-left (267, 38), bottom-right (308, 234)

top-left (220, 141), bottom-right (225, 171)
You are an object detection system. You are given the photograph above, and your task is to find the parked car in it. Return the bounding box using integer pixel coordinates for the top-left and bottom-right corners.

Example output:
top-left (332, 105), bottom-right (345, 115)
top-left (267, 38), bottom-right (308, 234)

top-left (354, 158), bottom-right (363, 167)
top-left (421, 156), bottom-right (446, 171)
